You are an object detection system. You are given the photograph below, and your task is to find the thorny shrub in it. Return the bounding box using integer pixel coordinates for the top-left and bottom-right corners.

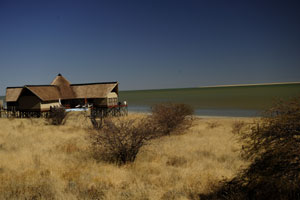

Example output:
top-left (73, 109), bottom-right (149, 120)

top-left (231, 121), bottom-right (247, 134)
top-left (48, 107), bottom-right (67, 125)
top-left (89, 103), bottom-right (194, 165)
top-left (206, 121), bottom-right (221, 129)
top-left (200, 97), bottom-right (300, 200)
top-left (89, 117), bottom-right (159, 165)
top-left (150, 103), bottom-right (194, 135)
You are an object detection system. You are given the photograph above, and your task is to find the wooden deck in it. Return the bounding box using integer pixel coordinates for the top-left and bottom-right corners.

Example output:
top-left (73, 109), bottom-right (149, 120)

top-left (0, 105), bottom-right (128, 119)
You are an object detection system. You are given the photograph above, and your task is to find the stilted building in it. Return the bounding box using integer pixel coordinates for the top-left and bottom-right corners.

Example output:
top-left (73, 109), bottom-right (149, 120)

top-left (5, 74), bottom-right (119, 112)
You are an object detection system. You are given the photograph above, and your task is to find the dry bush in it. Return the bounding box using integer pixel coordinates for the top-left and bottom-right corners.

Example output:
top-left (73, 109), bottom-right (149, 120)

top-left (200, 97), bottom-right (300, 200)
top-left (89, 117), bottom-right (159, 165)
top-left (166, 156), bottom-right (188, 167)
top-left (90, 116), bottom-right (104, 130)
top-left (150, 103), bottom-right (194, 135)
top-left (48, 107), bottom-right (67, 125)
top-left (206, 121), bottom-right (220, 129)
top-left (231, 121), bottom-right (247, 134)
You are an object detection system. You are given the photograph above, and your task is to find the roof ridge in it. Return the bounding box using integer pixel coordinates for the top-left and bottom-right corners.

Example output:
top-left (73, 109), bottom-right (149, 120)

top-left (25, 85), bottom-right (57, 87)
top-left (71, 81), bottom-right (118, 86)
top-left (6, 86), bottom-right (23, 89)
top-left (25, 85), bottom-right (61, 101)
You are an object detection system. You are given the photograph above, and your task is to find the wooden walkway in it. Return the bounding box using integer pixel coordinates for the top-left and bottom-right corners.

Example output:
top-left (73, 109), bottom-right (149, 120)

top-left (89, 105), bottom-right (128, 129)
top-left (0, 109), bottom-right (50, 118)
top-left (90, 105), bottom-right (128, 118)
top-left (0, 105), bottom-right (128, 119)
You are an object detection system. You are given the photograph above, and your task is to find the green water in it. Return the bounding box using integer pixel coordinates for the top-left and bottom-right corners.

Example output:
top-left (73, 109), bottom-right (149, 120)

top-left (119, 83), bottom-right (300, 116)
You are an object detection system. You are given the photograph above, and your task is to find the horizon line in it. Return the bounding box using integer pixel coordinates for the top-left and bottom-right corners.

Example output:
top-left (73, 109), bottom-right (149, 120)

top-left (120, 81), bottom-right (300, 92)
top-left (1, 81), bottom-right (300, 95)
top-left (197, 81), bottom-right (300, 89)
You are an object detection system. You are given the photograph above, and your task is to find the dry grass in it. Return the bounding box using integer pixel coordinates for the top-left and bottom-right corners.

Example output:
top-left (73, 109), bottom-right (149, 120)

top-left (0, 112), bottom-right (253, 199)
top-left (201, 98), bottom-right (300, 199)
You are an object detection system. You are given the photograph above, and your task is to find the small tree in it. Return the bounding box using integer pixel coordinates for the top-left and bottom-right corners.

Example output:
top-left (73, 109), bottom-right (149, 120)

top-left (48, 107), bottom-right (67, 125)
top-left (150, 103), bottom-right (194, 135)
top-left (89, 117), bottom-right (159, 165)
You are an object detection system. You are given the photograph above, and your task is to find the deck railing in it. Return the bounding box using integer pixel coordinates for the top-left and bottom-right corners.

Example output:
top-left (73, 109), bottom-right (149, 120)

top-left (0, 105), bottom-right (128, 119)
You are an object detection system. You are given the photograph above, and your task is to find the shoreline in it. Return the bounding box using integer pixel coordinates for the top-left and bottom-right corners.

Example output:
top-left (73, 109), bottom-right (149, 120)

top-left (197, 81), bottom-right (300, 89)
top-left (127, 107), bottom-right (261, 118)
top-left (128, 111), bottom-right (259, 119)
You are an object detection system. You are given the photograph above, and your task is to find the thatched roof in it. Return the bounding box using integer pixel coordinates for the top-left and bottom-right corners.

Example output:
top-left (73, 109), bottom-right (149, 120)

top-left (6, 87), bottom-right (23, 102)
top-left (25, 86), bottom-right (61, 101)
top-left (51, 74), bottom-right (75, 99)
top-left (71, 82), bottom-right (118, 99)
top-left (5, 74), bottom-right (119, 102)
top-left (51, 74), bottom-right (71, 85)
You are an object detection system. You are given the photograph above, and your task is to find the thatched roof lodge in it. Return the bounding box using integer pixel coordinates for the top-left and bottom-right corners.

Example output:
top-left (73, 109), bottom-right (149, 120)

top-left (6, 74), bottom-right (119, 112)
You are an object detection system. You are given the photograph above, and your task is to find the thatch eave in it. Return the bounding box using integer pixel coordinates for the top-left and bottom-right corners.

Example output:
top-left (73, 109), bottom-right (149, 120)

top-left (5, 87), bottom-right (23, 102)
top-left (25, 85), bottom-right (61, 102)
top-left (71, 82), bottom-right (118, 99)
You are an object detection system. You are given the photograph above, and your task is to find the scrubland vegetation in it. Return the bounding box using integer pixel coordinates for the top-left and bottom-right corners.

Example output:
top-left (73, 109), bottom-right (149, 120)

top-left (0, 104), bottom-right (248, 199)
top-left (0, 99), bottom-right (299, 199)
top-left (200, 98), bottom-right (300, 200)
top-left (48, 107), bottom-right (67, 125)
top-left (89, 103), bottom-right (194, 165)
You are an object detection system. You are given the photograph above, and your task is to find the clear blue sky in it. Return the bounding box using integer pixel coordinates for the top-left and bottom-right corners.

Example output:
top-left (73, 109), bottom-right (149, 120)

top-left (0, 0), bottom-right (300, 95)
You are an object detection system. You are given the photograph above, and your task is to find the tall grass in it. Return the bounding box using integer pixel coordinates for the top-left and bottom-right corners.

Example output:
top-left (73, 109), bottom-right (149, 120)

top-left (0, 112), bottom-right (249, 199)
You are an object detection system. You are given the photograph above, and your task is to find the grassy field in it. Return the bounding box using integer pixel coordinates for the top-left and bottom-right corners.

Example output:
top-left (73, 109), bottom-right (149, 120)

top-left (0, 112), bottom-right (252, 199)
top-left (119, 83), bottom-right (300, 110)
